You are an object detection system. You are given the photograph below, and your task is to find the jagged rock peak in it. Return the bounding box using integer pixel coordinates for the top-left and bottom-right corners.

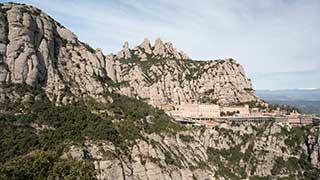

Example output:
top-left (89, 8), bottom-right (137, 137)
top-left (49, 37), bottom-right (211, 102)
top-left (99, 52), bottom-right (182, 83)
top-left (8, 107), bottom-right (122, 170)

top-left (153, 38), bottom-right (165, 51)
top-left (0, 3), bottom-right (259, 106)
top-left (152, 38), bottom-right (190, 60)
top-left (123, 41), bottom-right (129, 49)
top-left (116, 41), bottom-right (131, 59)
top-left (138, 38), bottom-right (152, 54)
top-left (116, 38), bottom-right (190, 61)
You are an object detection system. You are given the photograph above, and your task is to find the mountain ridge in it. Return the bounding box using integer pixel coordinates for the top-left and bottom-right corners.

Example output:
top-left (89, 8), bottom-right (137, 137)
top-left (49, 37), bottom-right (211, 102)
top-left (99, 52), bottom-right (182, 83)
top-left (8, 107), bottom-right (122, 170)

top-left (0, 2), bottom-right (259, 106)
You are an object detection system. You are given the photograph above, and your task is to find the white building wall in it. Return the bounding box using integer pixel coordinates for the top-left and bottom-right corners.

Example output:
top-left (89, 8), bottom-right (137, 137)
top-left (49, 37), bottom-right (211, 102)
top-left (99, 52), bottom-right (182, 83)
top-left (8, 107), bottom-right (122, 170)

top-left (173, 104), bottom-right (220, 118)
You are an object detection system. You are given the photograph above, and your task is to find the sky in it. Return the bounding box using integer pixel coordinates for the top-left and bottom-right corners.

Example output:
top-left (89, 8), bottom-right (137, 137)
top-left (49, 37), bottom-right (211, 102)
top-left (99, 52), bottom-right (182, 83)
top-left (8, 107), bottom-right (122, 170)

top-left (2, 0), bottom-right (320, 90)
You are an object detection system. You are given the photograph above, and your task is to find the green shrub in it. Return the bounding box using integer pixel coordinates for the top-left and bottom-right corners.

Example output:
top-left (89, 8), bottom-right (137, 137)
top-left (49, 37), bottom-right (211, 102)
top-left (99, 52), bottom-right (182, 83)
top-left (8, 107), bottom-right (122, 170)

top-left (179, 134), bottom-right (194, 143)
top-left (271, 157), bottom-right (285, 175)
top-left (0, 122), bottom-right (39, 163)
top-left (0, 150), bottom-right (96, 180)
top-left (164, 151), bottom-right (175, 165)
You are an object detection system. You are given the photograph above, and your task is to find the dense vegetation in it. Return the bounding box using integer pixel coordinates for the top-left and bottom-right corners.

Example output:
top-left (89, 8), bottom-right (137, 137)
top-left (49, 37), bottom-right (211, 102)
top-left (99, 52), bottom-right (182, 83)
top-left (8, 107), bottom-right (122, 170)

top-left (204, 123), bottom-right (320, 180)
top-left (0, 84), bottom-right (181, 179)
top-left (0, 100), bottom-right (101, 179)
top-left (0, 84), bottom-right (320, 179)
top-left (0, 150), bottom-right (96, 180)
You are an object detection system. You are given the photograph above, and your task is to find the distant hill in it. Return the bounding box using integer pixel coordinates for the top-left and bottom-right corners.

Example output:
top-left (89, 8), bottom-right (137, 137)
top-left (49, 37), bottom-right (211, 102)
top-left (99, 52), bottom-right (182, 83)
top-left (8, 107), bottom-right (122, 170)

top-left (257, 89), bottom-right (320, 114)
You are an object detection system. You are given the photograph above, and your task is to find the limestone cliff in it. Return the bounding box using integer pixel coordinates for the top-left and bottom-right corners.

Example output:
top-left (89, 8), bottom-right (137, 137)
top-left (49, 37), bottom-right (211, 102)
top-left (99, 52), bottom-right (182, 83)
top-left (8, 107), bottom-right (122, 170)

top-left (108, 42), bottom-right (257, 105)
top-left (0, 3), bottom-right (111, 104)
top-left (65, 123), bottom-right (320, 180)
top-left (0, 2), bottom-right (258, 106)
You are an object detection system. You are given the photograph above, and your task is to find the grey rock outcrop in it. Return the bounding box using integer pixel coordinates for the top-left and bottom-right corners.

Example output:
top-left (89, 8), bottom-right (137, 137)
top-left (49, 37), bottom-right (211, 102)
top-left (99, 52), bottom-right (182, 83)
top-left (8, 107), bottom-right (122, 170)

top-left (0, 8), bottom-right (8, 82)
top-left (138, 38), bottom-right (152, 54)
top-left (0, 2), bottom-right (259, 106)
top-left (62, 123), bottom-right (319, 180)
top-left (116, 38), bottom-right (190, 62)
top-left (110, 56), bottom-right (258, 106)
top-left (0, 3), bottom-right (113, 103)
top-left (116, 41), bottom-right (131, 59)
top-left (108, 38), bottom-right (258, 106)
top-left (0, 64), bottom-right (8, 82)
top-left (133, 38), bottom-right (152, 61)
top-left (153, 38), bottom-right (166, 57)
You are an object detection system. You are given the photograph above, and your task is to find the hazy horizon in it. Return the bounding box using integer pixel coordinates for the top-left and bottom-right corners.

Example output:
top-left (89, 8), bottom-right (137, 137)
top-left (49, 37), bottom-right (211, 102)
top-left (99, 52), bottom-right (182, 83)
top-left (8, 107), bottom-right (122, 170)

top-left (3, 0), bottom-right (320, 90)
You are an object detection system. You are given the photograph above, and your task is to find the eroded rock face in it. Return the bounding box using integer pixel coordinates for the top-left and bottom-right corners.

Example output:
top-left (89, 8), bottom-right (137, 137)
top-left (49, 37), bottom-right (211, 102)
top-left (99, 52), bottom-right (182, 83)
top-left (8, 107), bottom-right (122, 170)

top-left (0, 2), bottom-right (259, 106)
top-left (108, 55), bottom-right (258, 106)
top-left (139, 38), bottom-right (152, 54)
top-left (106, 37), bottom-right (258, 106)
top-left (0, 3), bottom-right (112, 103)
top-left (117, 37), bottom-right (191, 61)
top-left (0, 8), bottom-right (8, 82)
top-left (0, 64), bottom-right (8, 82)
top-left (63, 123), bottom-right (320, 180)
top-left (99, 37), bottom-right (257, 106)
top-left (116, 41), bottom-right (131, 59)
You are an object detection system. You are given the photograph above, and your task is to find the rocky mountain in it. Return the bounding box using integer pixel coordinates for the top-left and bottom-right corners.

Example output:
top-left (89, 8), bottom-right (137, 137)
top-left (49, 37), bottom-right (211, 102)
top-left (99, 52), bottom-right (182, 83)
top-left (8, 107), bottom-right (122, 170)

top-left (0, 2), bottom-right (114, 104)
top-left (77, 123), bottom-right (320, 180)
top-left (1, 2), bottom-right (319, 180)
top-left (1, 90), bottom-right (320, 179)
top-left (108, 40), bottom-right (257, 106)
top-left (0, 2), bottom-right (258, 106)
